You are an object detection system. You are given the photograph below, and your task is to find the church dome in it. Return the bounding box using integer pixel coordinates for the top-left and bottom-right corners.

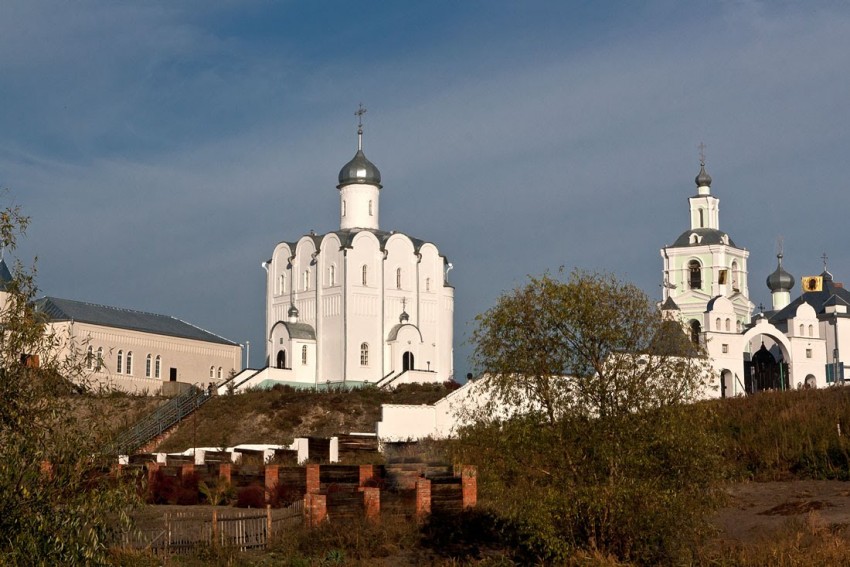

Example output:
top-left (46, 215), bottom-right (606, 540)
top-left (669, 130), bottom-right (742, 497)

top-left (766, 254), bottom-right (795, 293)
top-left (695, 164), bottom-right (712, 188)
top-left (337, 149), bottom-right (382, 189)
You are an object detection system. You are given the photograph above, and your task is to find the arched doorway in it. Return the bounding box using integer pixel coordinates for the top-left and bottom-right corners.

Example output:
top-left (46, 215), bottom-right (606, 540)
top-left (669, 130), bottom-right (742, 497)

top-left (745, 342), bottom-right (788, 392)
top-left (720, 369), bottom-right (733, 398)
top-left (276, 349), bottom-right (286, 369)
top-left (402, 351), bottom-right (414, 372)
top-left (805, 374), bottom-right (817, 389)
top-left (689, 320), bottom-right (702, 345)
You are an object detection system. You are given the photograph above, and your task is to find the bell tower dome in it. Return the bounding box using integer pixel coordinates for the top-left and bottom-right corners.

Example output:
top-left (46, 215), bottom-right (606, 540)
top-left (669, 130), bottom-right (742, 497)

top-left (338, 104), bottom-right (382, 231)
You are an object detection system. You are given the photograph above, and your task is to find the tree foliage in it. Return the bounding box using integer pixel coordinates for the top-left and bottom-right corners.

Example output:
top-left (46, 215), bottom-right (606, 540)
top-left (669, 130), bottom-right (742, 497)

top-left (0, 203), bottom-right (138, 564)
top-left (457, 269), bottom-right (721, 564)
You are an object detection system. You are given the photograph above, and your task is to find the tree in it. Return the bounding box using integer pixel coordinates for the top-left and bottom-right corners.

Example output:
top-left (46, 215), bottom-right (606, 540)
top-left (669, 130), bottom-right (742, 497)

top-left (0, 203), bottom-right (138, 564)
top-left (456, 269), bottom-right (721, 564)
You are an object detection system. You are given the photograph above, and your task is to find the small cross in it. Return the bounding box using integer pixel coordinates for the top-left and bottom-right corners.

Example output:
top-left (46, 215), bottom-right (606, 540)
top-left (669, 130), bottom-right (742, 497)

top-left (355, 103), bottom-right (367, 129)
top-left (698, 142), bottom-right (707, 166)
top-left (401, 297), bottom-right (407, 311)
top-left (758, 302), bottom-right (765, 312)
top-left (822, 252), bottom-right (829, 271)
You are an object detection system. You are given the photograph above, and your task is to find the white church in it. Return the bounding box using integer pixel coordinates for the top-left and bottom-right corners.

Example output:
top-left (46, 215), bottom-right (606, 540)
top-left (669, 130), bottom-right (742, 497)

top-left (238, 110), bottom-right (454, 391)
top-left (660, 160), bottom-right (849, 397)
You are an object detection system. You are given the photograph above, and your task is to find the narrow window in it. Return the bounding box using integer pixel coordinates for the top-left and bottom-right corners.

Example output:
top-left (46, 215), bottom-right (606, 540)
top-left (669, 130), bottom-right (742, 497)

top-left (87, 346), bottom-right (93, 370)
top-left (731, 261), bottom-right (739, 290)
top-left (360, 342), bottom-right (369, 366)
top-left (210, 366), bottom-right (215, 379)
top-left (117, 350), bottom-right (123, 374)
top-left (301, 345), bottom-right (308, 365)
top-left (126, 351), bottom-right (133, 375)
top-left (342, 200), bottom-right (346, 217)
top-left (282, 273), bottom-right (287, 294)
top-left (155, 355), bottom-right (161, 378)
top-left (368, 200), bottom-right (373, 216)
top-left (426, 277), bottom-right (431, 292)
top-left (146, 354), bottom-right (152, 378)
top-left (699, 209), bottom-right (704, 228)
top-left (722, 344), bottom-right (729, 354)
top-left (96, 347), bottom-right (104, 371)
top-left (806, 348), bottom-right (813, 359)
top-left (361, 265), bottom-right (368, 286)
top-left (278, 274), bottom-right (284, 295)
top-left (688, 260), bottom-right (702, 289)
top-left (329, 265), bottom-right (336, 287)
top-left (396, 268), bottom-right (402, 290)
top-left (725, 318), bottom-right (731, 332)
top-left (689, 320), bottom-right (701, 345)
top-left (799, 324), bottom-right (805, 336)
top-left (715, 317), bottom-right (721, 331)
top-left (217, 367), bottom-right (222, 380)
top-left (809, 324), bottom-right (814, 337)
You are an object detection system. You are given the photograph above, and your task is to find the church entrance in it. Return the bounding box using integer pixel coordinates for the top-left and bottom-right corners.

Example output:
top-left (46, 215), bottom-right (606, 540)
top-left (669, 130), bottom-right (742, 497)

top-left (276, 349), bottom-right (286, 369)
top-left (402, 351), bottom-right (414, 372)
top-left (744, 343), bottom-right (789, 393)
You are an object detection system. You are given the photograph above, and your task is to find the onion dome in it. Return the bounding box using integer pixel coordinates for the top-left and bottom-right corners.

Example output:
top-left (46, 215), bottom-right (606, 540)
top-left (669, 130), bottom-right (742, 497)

top-left (338, 149), bottom-right (382, 189)
top-left (695, 163), bottom-right (712, 188)
top-left (399, 310), bottom-right (409, 323)
top-left (766, 254), bottom-right (795, 292)
top-left (288, 304), bottom-right (299, 319)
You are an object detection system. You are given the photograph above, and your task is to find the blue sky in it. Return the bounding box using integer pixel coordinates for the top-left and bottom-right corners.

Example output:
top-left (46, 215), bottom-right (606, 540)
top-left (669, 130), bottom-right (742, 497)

top-left (2, 1), bottom-right (849, 377)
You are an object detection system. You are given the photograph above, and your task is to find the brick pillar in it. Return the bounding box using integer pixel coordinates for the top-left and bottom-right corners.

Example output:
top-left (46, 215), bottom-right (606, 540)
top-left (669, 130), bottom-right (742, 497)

top-left (265, 464), bottom-right (280, 502)
top-left (219, 463), bottom-right (232, 484)
top-left (461, 465), bottom-right (477, 508)
top-left (359, 464), bottom-right (375, 487)
top-left (180, 463), bottom-right (195, 479)
top-left (306, 464), bottom-right (321, 494)
top-left (415, 479), bottom-right (431, 519)
top-left (362, 487), bottom-right (380, 522)
top-left (304, 492), bottom-right (327, 527)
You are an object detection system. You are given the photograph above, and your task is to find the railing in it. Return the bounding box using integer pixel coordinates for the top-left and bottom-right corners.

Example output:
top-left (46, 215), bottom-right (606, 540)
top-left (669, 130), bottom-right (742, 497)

top-left (110, 387), bottom-right (211, 455)
top-left (375, 370), bottom-right (402, 389)
top-left (115, 502), bottom-right (303, 556)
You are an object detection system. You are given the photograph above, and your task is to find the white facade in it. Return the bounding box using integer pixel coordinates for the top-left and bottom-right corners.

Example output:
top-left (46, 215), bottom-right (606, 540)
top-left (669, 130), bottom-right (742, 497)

top-left (259, 124), bottom-right (454, 389)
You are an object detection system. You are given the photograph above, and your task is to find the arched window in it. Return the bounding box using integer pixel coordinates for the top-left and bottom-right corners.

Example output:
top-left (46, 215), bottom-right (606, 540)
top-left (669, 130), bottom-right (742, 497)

top-left (698, 208), bottom-right (705, 228)
top-left (689, 320), bottom-right (701, 345)
top-left (342, 200), bottom-right (346, 217)
top-left (155, 355), bottom-right (161, 378)
top-left (725, 318), bottom-right (731, 332)
top-left (301, 345), bottom-right (308, 365)
top-left (277, 349), bottom-right (286, 369)
top-left (360, 343), bottom-right (369, 366)
top-left (361, 265), bottom-right (368, 286)
top-left (715, 317), bottom-right (722, 331)
top-left (799, 324), bottom-right (805, 336)
top-left (329, 264), bottom-right (336, 287)
top-left (146, 354), bottom-right (152, 378)
top-left (396, 268), bottom-right (402, 290)
top-left (809, 324), bottom-right (814, 337)
top-left (303, 269), bottom-right (310, 291)
top-left (210, 366), bottom-right (215, 379)
top-left (279, 274), bottom-right (285, 295)
top-left (87, 346), bottom-right (93, 370)
top-left (426, 277), bottom-right (431, 292)
top-left (126, 351), bottom-right (133, 375)
top-left (736, 321), bottom-right (742, 333)
top-left (731, 261), bottom-right (739, 290)
top-left (368, 200), bottom-right (373, 216)
top-left (217, 367), bottom-right (222, 380)
top-left (96, 347), bottom-right (103, 371)
top-left (688, 260), bottom-right (702, 289)
top-left (117, 350), bottom-right (123, 374)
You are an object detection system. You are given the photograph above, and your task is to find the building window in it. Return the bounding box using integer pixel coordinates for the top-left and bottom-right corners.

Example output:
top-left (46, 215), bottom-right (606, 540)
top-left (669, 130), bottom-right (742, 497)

top-left (725, 318), bottom-right (731, 332)
top-left (117, 350), bottom-right (123, 374)
top-left (698, 208), bottom-right (704, 228)
top-left (688, 260), bottom-right (702, 289)
top-left (361, 265), bottom-right (368, 286)
top-left (155, 355), bottom-right (161, 378)
top-left (396, 268), bottom-right (402, 290)
top-left (731, 261), bottom-right (739, 290)
top-left (360, 343), bottom-right (369, 366)
top-left (210, 366), bottom-right (215, 379)
top-left (146, 354), bottom-right (152, 378)
top-left (301, 345), bottom-right (308, 365)
top-left (368, 200), bottom-right (373, 216)
top-left (722, 344), bottom-right (729, 354)
top-left (329, 264), bottom-right (336, 287)
top-left (736, 321), bottom-right (742, 333)
top-left (87, 346), bottom-right (93, 370)
top-left (715, 317), bottom-right (721, 331)
top-left (279, 274), bottom-right (286, 295)
top-left (342, 200), bottom-right (346, 217)
top-left (806, 348), bottom-right (813, 359)
top-left (217, 367), bottom-right (222, 380)
top-left (689, 320), bottom-right (701, 345)
top-left (799, 324), bottom-right (804, 336)
top-left (126, 351), bottom-right (133, 375)
top-left (97, 347), bottom-right (104, 371)
top-left (809, 324), bottom-right (814, 337)
top-left (426, 277), bottom-right (431, 292)
top-left (304, 270), bottom-right (310, 291)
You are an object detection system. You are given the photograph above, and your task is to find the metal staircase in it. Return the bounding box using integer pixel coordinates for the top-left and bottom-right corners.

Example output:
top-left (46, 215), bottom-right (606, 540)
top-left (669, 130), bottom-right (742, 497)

top-left (110, 387), bottom-right (211, 455)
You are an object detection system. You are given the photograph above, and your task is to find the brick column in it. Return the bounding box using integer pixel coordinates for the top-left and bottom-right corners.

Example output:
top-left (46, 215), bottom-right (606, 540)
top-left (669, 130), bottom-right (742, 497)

top-left (460, 465), bottom-right (477, 509)
top-left (358, 464), bottom-right (375, 487)
top-left (304, 493), bottom-right (327, 527)
top-left (415, 479), bottom-right (431, 519)
top-left (265, 464), bottom-right (280, 502)
top-left (362, 487), bottom-right (380, 522)
top-left (219, 463), bottom-right (232, 484)
top-left (306, 464), bottom-right (321, 494)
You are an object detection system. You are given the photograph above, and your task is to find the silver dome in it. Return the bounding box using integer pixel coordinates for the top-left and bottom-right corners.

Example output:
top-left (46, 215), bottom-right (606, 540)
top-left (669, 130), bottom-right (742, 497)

top-left (695, 164), bottom-right (712, 188)
top-left (337, 149), bottom-right (382, 189)
top-left (766, 254), bottom-right (795, 292)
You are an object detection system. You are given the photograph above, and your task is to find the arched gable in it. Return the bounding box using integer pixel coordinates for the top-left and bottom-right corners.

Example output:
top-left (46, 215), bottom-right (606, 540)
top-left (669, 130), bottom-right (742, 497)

top-left (741, 319), bottom-right (793, 362)
top-left (387, 323), bottom-right (424, 343)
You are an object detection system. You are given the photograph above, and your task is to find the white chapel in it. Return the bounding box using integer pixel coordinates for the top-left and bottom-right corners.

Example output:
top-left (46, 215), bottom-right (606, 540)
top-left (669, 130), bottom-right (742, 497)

top-left (250, 111), bottom-right (454, 390)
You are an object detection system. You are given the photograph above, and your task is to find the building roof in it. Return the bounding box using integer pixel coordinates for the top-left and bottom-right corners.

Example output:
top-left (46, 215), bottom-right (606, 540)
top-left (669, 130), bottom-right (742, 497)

top-left (33, 297), bottom-right (238, 346)
top-left (660, 296), bottom-right (680, 310)
top-left (282, 321), bottom-right (316, 340)
top-left (769, 271), bottom-right (850, 323)
top-left (670, 228), bottom-right (737, 248)
top-left (337, 149), bottom-right (382, 189)
top-left (0, 259), bottom-right (12, 291)
top-left (281, 228), bottom-right (436, 255)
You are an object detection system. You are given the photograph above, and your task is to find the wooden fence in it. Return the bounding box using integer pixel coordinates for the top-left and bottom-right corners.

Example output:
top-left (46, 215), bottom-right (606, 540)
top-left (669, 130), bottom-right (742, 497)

top-left (116, 501), bottom-right (303, 556)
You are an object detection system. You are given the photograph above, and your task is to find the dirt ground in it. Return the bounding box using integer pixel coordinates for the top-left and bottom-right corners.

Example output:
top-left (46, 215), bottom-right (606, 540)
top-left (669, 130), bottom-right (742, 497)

top-left (712, 480), bottom-right (850, 544)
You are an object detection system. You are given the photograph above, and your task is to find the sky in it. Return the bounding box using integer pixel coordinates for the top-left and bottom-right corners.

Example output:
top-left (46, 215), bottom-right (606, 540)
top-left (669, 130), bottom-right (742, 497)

top-left (1, 1), bottom-right (849, 378)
